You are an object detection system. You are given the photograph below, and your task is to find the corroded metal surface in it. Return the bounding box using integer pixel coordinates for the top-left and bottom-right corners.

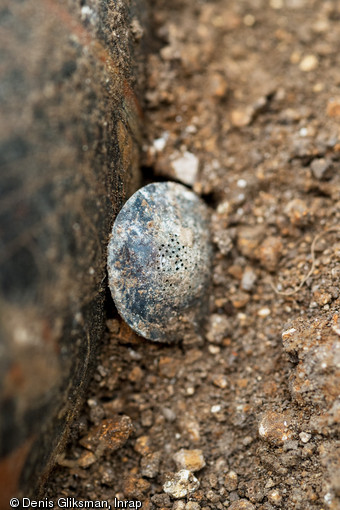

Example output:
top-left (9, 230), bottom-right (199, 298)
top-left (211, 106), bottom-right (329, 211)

top-left (0, 0), bottom-right (145, 501)
top-left (108, 182), bottom-right (212, 342)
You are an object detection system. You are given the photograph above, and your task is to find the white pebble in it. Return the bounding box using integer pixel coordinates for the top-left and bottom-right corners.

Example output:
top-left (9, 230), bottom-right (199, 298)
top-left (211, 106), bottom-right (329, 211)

top-left (257, 307), bottom-right (271, 317)
top-left (299, 54), bottom-right (318, 72)
top-left (153, 135), bottom-right (168, 151)
top-left (211, 405), bottom-right (221, 413)
top-left (163, 470), bottom-right (200, 499)
top-left (172, 152), bottom-right (199, 186)
top-left (237, 179), bottom-right (247, 188)
top-left (299, 432), bottom-right (311, 443)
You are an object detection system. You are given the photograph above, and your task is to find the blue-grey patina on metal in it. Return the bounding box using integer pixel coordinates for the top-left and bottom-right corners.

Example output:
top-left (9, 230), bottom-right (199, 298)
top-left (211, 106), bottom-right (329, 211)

top-left (107, 182), bottom-right (212, 342)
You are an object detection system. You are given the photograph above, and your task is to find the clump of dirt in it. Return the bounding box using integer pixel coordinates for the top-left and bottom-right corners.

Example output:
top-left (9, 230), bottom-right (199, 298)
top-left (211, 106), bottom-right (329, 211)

top-left (46, 0), bottom-right (340, 509)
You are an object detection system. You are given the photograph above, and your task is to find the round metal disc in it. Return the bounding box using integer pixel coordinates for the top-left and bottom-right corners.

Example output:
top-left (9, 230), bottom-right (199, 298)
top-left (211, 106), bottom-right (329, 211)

top-left (107, 181), bottom-right (212, 342)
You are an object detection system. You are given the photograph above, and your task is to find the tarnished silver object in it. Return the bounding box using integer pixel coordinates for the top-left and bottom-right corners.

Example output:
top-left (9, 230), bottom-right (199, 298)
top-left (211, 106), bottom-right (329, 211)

top-left (107, 181), bottom-right (212, 342)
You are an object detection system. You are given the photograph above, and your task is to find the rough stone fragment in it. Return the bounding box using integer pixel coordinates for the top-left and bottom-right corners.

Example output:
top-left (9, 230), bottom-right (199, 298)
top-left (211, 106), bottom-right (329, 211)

top-left (313, 289), bottom-right (332, 307)
top-left (258, 411), bottom-right (293, 445)
top-left (173, 449), bottom-right (206, 472)
top-left (185, 503), bottom-right (201, 510)
top-left (141, 452), bottom-right (161, 478)
top-left (241, 267), bottom-right (257, 291)
top-left (77, 451), bottom-right (97, 469)
top-left (172, 152), bottom-right (200, 186)
top-left (205, 314), bottom-right (229, 344)
top-left (108, 182), bottom-right (212, 343)
top-left (134, 435), bottom-right (152, 456)
top-left (284, 199), bottom-right (310, 226)
top-left (310, 158), bottom-right (332, 180)
top-left (257, 236), bottom-right (283, 272)
top-left (327, 97), bottom-right (340, 117)
top-left (231, 292), bottom-right (250, 309)
top-left (123, 474), bottom-right (151, 499)
top-left (267, 489), bottom-right (282, 506)
top-left (151, 493), bottom-right (172, 507)
top-left (212, 374), bottom-right (228, 389)
top-left (212, 229), bottom-right (233, 255)
top-left (79, 416), bottom-right (133, 456)
top-left (178, 415), bottom-right (201, 442)
top-left (163, 470), bottom-right (200, 499)
top-left (299, 432), bottom-right (311, 443)
top-left (237, 225), bottom-right (265, 259)
top-left (172, 502), bottom-right (186, 510)
top-left (228, 500), bottom-right (255, 510)
top-left (282, 315), bottom-right (340, 418)
top-left (224, 471), bottom-right (238, 492)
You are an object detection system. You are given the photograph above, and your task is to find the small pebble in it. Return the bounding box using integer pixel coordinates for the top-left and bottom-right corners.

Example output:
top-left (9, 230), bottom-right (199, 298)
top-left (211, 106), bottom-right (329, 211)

top-left (134, 435), bottom-right (152, 456)
top-left (257, 236), bottom-right (283, 272)
top-left (141, 409), bottom-right (153, 427)
top-left (284, 199), bottom-right (310, 226)
top-left (185, 502), bottom-right (201, 510)
top-left (163, 470), bottom-right (200, 499)
top-left (178, 415), bottom-right (201, 442)
top-left (172, 151), bottom-right (199, 186)
top-left (228, 500), bottom-right (255, 510)
top-left (79, 416), bottom-right (133, 457)
top-left (212, 374), bottom-right (228, 389)
top-left (206, 314), bottom-right (229, 344)
top-left (213, 229), bottom-right (233, 255)
top-left (257, 307), bottom-right (271, 318)
top-left (231, 292), bottom-right (250, 309)
top-left (211, 405), bottom-right (222, 413)
top-left (209, 72), bottom-right (228, 98)
top-left (128, 366), bottom-right (144, 383)
top-left (265, 478), bottom-right (275, 489)
top-left (299, 432), bottom-right (312, 443)
top-left (208, 344), bottom-right (220, 355)
top-left (153, 134), bottom-right (168, 152)
top-left (224, 471), bottom-right (238, 492)
top-left (327, 97), bottom-right (340, 117)
top-left (237, 179), bottom-right (247, 188)
top-left (241, 267), bottom-right (257, 291)
top-left (77, 450), bottom-right (97, 468)
top-left (299, 54), bottom-right (318, 72)
top-left (173, 449), bottom-right (206, 472)
top-left (173, 502), bottom-right (186, 510)
top-left (206, 490), bottom-right (220, 503)
top-left (163, 407), bottom-right (177, 422)
top-left (237, 225), bottom-right (265, 258)
top-left (231, 108), bottom-right (252, 127)
top-left (151, 493), bottom-right (171, 507)
top-left (270, 0), bottom-right (283, 9)
top-left (259, 411), bottom-right (292, 444)
top-left (141, 451), bottom-right (161, 478)
top-left (244, 14), bottom-right (255, 26)
top-left (242, 436), bottom-right (254, 446)
top-left (310, 158), bottom-right (332, 180)
top-left (99, 464), bottom-right (115, 484)
top-left (313, 289), bottom-right (332, 307)
top-left (123, 475), bottom-right (150, 499)
top-left (267, 489), bottom-right (282, 506)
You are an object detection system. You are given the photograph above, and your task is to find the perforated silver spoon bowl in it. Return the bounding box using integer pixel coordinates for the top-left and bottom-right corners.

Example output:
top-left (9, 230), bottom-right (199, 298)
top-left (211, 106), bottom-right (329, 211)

top-left (107, 181), bottom-right (212, 342)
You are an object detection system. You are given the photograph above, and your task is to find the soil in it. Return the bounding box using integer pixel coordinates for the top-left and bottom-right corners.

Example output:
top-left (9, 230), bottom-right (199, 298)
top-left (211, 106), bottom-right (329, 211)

top-left (45, 1), bottom-right (340, 509)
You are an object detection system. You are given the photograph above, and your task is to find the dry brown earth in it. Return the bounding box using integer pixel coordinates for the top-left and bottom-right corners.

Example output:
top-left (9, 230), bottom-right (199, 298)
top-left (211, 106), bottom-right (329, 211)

top-left (47, 1), bottom-right (340, 509)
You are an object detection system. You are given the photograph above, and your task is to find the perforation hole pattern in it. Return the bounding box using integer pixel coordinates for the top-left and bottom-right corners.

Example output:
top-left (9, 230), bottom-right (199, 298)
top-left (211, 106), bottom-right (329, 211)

top-left (156, 233), bottom-right (198, 293)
